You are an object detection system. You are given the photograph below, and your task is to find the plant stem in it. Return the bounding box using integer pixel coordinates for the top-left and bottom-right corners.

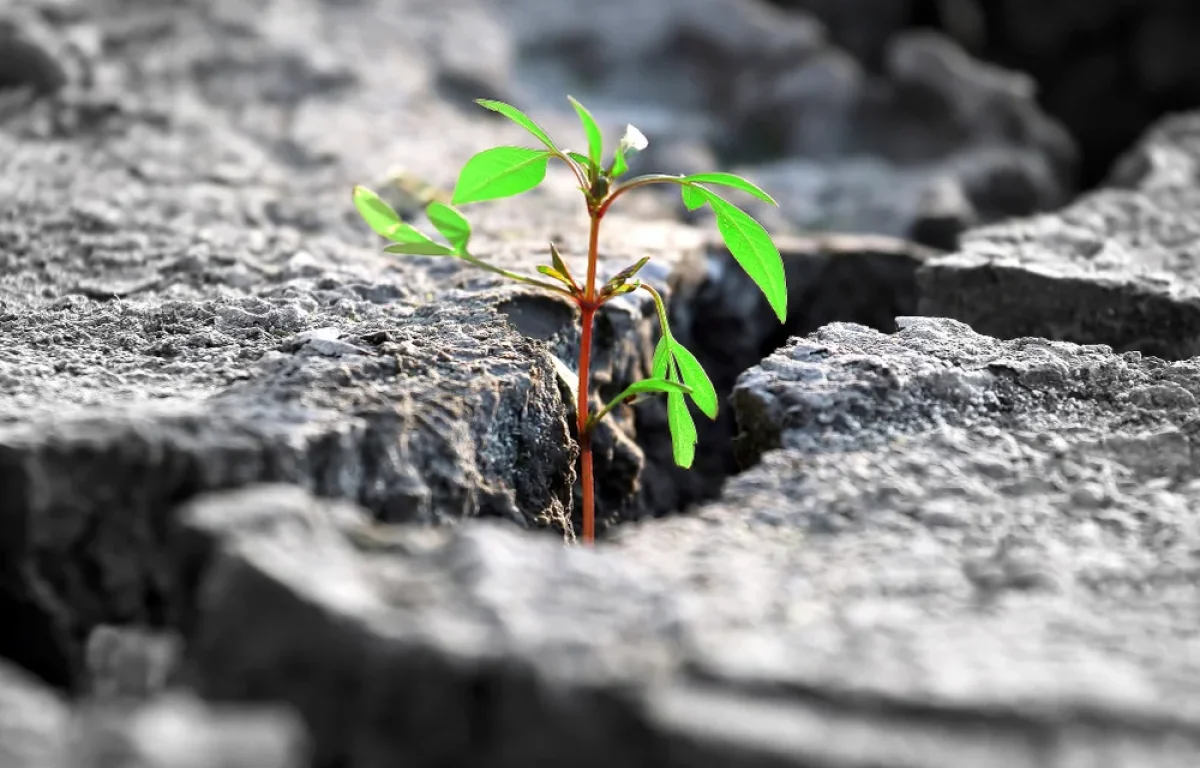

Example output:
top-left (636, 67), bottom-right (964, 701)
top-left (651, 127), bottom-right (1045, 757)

top-left (598, 174), bottom-right (680, 217)
top-left (577, 211), bottom-right (603, 544)
top-left (578, 302), bottom-right (595, 544)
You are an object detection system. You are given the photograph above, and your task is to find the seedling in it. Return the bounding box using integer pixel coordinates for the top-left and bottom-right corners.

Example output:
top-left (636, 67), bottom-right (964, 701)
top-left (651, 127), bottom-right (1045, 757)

top-left (352, 96), bottom-right (787, 545)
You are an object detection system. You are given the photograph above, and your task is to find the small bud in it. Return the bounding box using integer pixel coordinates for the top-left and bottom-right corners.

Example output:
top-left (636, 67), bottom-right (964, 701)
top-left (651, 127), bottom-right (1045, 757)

top-left (618, 124), bottom-right (648, 153)
top-left (589, 174), bottom-right (610, 200)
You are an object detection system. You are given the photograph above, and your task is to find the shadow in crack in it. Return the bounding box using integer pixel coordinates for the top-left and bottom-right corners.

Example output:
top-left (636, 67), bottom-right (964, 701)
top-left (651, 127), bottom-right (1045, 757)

top-left (656, 232), bottom-right (939, 507)
top-left (0, 565), bottom-right (77, 693)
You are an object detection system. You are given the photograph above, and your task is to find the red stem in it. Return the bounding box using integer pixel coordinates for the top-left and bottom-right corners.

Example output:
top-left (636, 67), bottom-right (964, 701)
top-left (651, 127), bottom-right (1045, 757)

top-left (577, 212), bottom-right (603, 544)
top-left (578, 303), bottom-right (596, 544)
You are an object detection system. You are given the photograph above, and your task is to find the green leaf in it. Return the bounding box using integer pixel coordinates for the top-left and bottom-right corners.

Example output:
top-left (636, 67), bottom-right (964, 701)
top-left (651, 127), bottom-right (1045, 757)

top-left (588, 376), bottom-right (693, 432)
top-left (536, 265), bottom-right (575, 288)
top-left (647, 331), bottom-right (702, 468)
top-left (681, 173), bottom-right (777, 206)
top-left (612, 153), bottom-right (628, 179)
top-left (547, 244), bottom-right (578, 292)
top-left (652, 335), bottom-right (672, 379)
top-left (389, 224), bottom-right (437, 244)
top-left (474, 99), bottom-right (559, 152)
top-left (670, 340), bottom-right (718, 419)
top-left (567, 95), bottom-right (604, 171)
top-left (452, 147), bottom-right (551, 205)
top-left (666, 390), bottom-right (698, 468)
top-left (702, 191), bottom-right (788, 323)
top-left (383, 242), bottom-right (459, 256)
top-left (604, 256), bottom-right (651, 293)
top-left (610, 377), bottom-right (692, 404)
top-left (565, 151), bottom-right (595, 177)
top-left (424, 201), bottom-right (472, 253)
top-left (680, 184), bottom-right (707, 211)
top-left (353, 185), bottom-right (409, 240)
top-left (354, 186), bottom-right (451, 249)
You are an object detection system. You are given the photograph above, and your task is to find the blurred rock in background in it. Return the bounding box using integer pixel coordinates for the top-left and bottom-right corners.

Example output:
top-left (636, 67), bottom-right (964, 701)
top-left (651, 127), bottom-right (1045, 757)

top-left (493, 0), bottom-right (1075, 250)
top-left (770, 0), bottom-right (1200, 189)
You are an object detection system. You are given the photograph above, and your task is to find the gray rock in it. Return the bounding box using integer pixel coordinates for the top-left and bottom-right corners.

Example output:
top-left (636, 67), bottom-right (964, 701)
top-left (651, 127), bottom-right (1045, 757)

top-left (919, 111), bottom-right (1200, 360)
top-left (909, 174), bottom-right (978, 250)
top-left (1107, 111), bottom-right (1200, 192)
top-left (169, 484), bottom-right (669, 768)
top-left (496, 0), bottom-right (824, 122)
top-left (0, 289), bottom-right (582, 670)
top-left (63, 694), bottom-right (308, 768)
top-left (0, 661), bottom-right (69, 768)
top-left (731, 315), bottom-right (1181, 465)
top-left (947, 0), bottom-right (1200, 186)
top-left (6, 0), bottom-right (1200, 765)
top-left (776, 0), bottom-right (1200, 188)
top-left (668, 232), bottom-right (934, 499)
top-left (84, 624), bottom-right (183, 701)
top-left (726, 31), bottom-right (1074, 238)
top-left (493, 0), bottom-right (1075, 240)
top-left (0, 10), bottom-right (72, 94)
top-left (765, 0), bottom-right (914, 64)
top-left (167, 309), bottom-right (1200, 767)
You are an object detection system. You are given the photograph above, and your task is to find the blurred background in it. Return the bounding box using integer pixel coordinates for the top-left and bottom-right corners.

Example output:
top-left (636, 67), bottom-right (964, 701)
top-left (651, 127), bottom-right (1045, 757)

top-left (9, 0), bottom-right (1199, 248)
top-left (422, 0), bottom-right (1200, 251)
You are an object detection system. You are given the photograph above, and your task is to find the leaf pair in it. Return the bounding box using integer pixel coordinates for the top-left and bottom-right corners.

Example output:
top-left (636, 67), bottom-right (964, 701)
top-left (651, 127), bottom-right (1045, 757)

top-left (651, 332), bottom-right (717, 469)
top-left (461, 97), bottom-right (647, 206)
top-left (352, 186), bottom-right (473, 257)
top-left (676, 178), bottom-right (788, 324)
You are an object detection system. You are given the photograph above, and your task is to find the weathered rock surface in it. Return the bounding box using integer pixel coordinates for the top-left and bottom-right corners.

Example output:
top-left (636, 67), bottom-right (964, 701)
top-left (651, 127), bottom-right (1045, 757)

top-left (919, 111), bottom-right (1200, 360)
top-left (671, 232), bottom-right (935, 492)
top-left (3, 0), bottom-right (1199, 763)
top-left (158, 318), bottom-right (1200, 767)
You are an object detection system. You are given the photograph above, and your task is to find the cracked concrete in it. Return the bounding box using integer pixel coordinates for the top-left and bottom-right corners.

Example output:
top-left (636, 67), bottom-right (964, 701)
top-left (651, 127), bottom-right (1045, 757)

top-left (4, 0), bottom-right (1200, 765)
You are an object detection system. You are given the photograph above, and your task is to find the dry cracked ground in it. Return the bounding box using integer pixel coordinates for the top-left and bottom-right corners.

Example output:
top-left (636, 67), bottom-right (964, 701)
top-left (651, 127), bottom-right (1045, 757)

top-left (4, 0), bottom-right (1200, 766)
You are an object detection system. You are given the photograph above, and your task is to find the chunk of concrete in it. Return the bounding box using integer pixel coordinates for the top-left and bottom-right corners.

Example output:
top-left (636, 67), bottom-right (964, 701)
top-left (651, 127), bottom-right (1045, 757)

top-left (919, 111), bottom-right (1200, 359)
top-left (165, 311), bottom-right (1200, 768)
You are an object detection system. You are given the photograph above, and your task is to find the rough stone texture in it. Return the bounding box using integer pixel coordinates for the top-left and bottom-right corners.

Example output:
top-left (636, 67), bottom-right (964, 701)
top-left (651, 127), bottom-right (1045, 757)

top-left (5, 0), bottom-right (1200, 763)
top-left (919, 111), bottom-right (1200, 361)
top-left (732, 315), bottom-right (1200, 464)
top-left (0, 0), bottom-right (720, 694)
top-left (160, 318), bottom-right (1200, 766)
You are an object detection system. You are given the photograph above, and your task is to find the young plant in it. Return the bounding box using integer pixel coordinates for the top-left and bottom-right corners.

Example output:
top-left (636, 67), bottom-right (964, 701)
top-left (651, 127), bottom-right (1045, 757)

top-left (352, 96), bottom-right (787, 545)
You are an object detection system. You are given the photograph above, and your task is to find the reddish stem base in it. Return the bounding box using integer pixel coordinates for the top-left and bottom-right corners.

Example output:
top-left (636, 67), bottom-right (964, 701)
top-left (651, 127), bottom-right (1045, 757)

top-left (577, 305), bottom-right (596, 544)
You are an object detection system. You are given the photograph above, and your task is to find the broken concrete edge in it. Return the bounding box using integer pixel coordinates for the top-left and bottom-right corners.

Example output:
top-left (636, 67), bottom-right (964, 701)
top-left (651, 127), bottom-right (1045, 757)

top-left (166, 484), bottom-right (662, 767)
top-left (728, 313), bottom-right (1181, 468)
top-left (164, 473), bottom-right (1200, 768)
top-left (673, 230), bottom-right (937, 476)
top-left (0, 247), bottom-right (781, 695)
top-left (914, 112), bottom-right (1200, 361)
